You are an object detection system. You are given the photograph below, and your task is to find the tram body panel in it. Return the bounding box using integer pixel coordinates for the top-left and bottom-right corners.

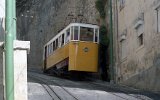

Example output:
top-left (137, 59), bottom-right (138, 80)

top-left (69, 41), bottom-right (98, 72)
top-left (46, 44), bottom-right (69, 69)
top-left (43, 23), bottom-right (99, 74)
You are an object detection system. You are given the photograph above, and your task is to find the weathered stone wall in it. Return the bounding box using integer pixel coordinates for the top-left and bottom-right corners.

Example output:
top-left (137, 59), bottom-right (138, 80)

top-left (0, 0), bottom-right (5, 42)
top-left (0, 18), bottom-right (5, 42)
top-left (0, 45), bottom-right (3, 100)
top-left (114, 0), bottom-right (160, 91)
top-left (0, 0), bottom-right (5, 99)
top-left (17, 0), bottom-right (98, 69)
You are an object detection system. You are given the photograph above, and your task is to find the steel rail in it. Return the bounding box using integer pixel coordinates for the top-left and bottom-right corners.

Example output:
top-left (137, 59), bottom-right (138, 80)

top-left (28, 75), bottom-right (61, 100)
top-left (28, 74), bottom-right (79, 100)
top-left (88, 82), bottom-right (148, 100)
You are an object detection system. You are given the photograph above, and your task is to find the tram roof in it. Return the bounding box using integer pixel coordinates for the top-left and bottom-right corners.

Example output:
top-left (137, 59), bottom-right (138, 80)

top-left (45, 23), bottom-right (99, 46)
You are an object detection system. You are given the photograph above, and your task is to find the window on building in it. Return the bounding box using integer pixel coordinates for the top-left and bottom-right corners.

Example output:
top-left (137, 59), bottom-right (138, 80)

top-left (138, 34), bottom-right (143, 46)
top-left (120, 36), bottom-right (127, 60)
top-left (156, 6), bottom-right (160, 33)
top-left (136, 24), bottom-right (144, 47)
top-left (119, 0), bottom-right (125, 10)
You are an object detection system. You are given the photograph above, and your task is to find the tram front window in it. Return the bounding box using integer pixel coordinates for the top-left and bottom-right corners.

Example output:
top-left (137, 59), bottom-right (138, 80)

top-left (74, 26), bottom-right (79, 40)
top-left (80, 27), bottom-right (94, 42)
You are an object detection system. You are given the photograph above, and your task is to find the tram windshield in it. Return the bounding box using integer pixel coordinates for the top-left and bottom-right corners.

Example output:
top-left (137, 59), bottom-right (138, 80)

top-left (74, 26), bottom-right (79, 40)
top-left (80, 27), bottom-right (94, 42)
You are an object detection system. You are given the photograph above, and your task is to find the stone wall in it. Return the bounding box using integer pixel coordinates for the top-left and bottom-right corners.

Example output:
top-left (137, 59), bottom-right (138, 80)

top-left (17, 0), bottom-right (98, 69)
top-left (0, 45), bottom-right (3, 100)
top-left (0, 18), bottom-right (5, 42)
top-left (0, 0), bottom-right (5, 99)
top-left (114, 0), bottom-right (160, 91)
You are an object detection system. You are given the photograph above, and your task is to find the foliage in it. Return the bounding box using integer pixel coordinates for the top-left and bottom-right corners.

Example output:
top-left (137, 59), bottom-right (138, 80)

top-left (96, 0), bottom-right (110, 81)
top-left (99, 25), bottom-right (109, 46)
top-left (95, 0), bottom-right (106, 19)
top-left (100, 25), bottom-right (107, 34)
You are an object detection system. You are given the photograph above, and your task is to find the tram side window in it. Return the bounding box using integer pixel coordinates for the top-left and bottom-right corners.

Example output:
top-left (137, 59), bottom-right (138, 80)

top-left (80, 27), bottom-right (94, 41)
top-left (66, 28), bottom-right (70, 43)
top-left (51, 44), bottom-right (53, 52)
top-left (56, 39), bottom-right (58, 49)
top-left (74, 26), bottom-right (79, 40)
top-left (49, 44), bottom-right (52, 55)
top-left (45, 46), bottom-right (47, 59)
top-left (50, 44), bottom-right (52, 54)
top-left (95, 29), bottom-right (98, 42)
top-left (47, 45), bottom-right (50, 56)
top-left (53, 41), bottom-right (55, 51)
top-left (71, 27), bottom-right (74, 40)
top-left (59, 36), bottom-right (62, 47)
top-left (62, 34), bottom-right (65, 45)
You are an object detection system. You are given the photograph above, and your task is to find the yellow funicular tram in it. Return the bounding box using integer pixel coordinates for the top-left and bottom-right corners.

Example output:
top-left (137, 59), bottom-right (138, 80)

top-left (43, 23), bottom-right (99, 76)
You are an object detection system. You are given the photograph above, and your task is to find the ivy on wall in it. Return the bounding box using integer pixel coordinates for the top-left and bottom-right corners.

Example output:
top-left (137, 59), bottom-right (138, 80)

top-left (95, 0), bottom-right (110, 81)
top-left (99, 25), bottom-right (109, 46)
top-left (95, 0), bottom-right (107, 19)
top-left (95, 0), bottom-right (109, 46)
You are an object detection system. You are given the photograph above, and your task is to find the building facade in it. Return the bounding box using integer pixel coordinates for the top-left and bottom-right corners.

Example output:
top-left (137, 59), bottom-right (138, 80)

top-left (113, 0), bottom-right (160, 91)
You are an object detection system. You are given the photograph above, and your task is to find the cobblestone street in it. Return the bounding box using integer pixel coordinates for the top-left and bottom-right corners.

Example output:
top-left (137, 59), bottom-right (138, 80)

top-left (28, 70), bottom-right (160, 100)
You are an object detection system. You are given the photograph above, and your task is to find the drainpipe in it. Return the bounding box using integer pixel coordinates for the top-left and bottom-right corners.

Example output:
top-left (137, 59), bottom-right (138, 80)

top-left (5, 0), bottom-right (15, 99)
top-left (109, 0), bottom-right (114, 82)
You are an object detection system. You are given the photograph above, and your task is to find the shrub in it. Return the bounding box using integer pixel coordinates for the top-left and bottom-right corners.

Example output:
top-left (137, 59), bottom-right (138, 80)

top-left (95, 0), bottom-right (106, 19)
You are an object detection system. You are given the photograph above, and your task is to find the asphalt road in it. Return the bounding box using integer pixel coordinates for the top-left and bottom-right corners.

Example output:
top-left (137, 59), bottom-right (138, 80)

top-left (28, 71), bottom-right (160, 100)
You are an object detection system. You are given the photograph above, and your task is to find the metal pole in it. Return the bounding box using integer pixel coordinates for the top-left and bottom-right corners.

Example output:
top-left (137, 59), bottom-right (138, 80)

top-left (5, 0), bottom-right (14, 99)
top-left (13, 0), bottom-right (17, 40)
top-left (109, 0), bottom-right (114, 82)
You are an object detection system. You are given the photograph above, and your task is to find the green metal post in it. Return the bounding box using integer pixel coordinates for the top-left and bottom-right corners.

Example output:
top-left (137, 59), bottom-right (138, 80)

top-left (5, 0), bottom-right (14, 100)
top-left (109, 0), bottom-right (114, 81)
top-left (13, 0), bottom-right (17, 40)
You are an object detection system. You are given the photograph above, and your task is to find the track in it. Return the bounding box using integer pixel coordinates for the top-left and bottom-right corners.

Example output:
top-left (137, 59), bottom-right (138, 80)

top-left (28, 73), bottom-right (79, 100)
top-left (87, 81), bottom-right (158, 100)
top-left (28, 71), bottom-right (160, 100)
top-left (86, 82), bottom-right (143, 100)
top-left (29, 76), bottom-right (61, 100)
